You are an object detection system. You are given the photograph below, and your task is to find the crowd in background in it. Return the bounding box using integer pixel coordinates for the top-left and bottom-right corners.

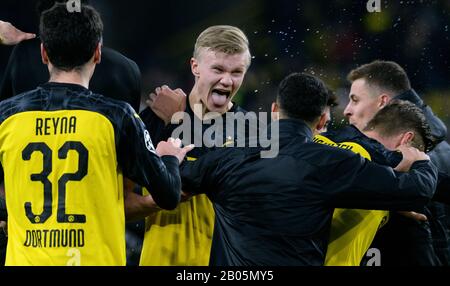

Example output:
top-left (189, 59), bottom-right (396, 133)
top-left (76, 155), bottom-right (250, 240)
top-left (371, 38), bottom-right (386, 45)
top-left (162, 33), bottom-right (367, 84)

top-left (0, 0), bottom-right (449, 267)
top-left (1, 0), bottom-right (449, 136)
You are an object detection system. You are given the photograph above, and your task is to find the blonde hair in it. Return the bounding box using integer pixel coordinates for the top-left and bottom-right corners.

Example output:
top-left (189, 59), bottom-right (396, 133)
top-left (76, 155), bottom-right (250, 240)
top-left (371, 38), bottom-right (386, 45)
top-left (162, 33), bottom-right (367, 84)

top-left (194, 25), bottom-right (251, 66)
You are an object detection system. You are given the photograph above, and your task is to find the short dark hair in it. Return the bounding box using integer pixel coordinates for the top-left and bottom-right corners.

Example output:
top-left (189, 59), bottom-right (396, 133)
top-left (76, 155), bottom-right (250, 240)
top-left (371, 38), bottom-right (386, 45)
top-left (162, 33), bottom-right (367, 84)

top-left (327, 89), bottom-right (338, 107)
top-left (36, 0), bottom-right (90, 16)
top-left (40, 3), bottom-right (103, 71)
top-left (364, 100), bottom-right (435, 152)
top-left (347, 60), bottom-right (411, 96)
top-left (277, 73), bottom-right (329, 123)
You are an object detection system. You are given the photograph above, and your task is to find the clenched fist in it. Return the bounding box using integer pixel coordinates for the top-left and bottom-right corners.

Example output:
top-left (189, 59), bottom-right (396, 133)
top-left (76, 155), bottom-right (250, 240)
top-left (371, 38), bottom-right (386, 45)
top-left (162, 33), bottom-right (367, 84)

top-left (146, 85), bottom-right (187, 125)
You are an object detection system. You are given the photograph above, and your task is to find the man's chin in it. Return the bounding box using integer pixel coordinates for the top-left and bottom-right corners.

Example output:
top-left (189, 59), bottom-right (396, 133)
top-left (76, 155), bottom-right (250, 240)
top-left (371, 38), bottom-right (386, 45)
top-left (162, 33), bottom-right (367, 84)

top-left (206, 102), bottom-right (229, 115)
top-left (209, 106), bottom-right (228, 115)
top-left (352, 123), bottom-right (364, 131)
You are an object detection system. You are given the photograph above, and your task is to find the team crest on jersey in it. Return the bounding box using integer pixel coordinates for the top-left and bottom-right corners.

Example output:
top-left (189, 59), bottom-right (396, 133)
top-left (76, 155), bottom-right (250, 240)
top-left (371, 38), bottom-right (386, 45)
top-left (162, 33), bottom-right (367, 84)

top-left (144, 130), bottom-right (156, 153)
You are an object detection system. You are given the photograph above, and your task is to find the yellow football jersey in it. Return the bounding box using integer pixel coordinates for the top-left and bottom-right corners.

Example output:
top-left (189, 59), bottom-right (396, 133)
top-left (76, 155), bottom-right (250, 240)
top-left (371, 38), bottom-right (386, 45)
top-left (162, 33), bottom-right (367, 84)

top-left (139, 193), bottom-right (214, 266)
top-left (0, 83), bottom-right (179, 266)
top-left (138, 101), bottom-right (252, 266)
top-left (1, 110), bottom-right (125, 266)
top-left (139, 157), bottom-right (214, 266)
top-left (314, 135), bottom-right (389, 266)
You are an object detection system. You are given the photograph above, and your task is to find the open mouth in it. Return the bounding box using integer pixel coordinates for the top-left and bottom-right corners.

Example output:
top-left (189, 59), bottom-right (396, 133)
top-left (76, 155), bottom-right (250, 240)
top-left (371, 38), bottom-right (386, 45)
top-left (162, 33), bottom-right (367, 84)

top-left (211, 89), bottom-right (231, 106)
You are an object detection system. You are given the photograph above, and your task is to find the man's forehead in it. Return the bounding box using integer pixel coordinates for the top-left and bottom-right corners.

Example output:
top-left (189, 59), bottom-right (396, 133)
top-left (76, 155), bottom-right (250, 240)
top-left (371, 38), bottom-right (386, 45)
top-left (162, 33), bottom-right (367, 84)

top-left (197, 48), bottom-right (250, 66)
top-left (350, 79), bottom-right (376, 97)
top-left (350, 78), bottom-right (369, 90)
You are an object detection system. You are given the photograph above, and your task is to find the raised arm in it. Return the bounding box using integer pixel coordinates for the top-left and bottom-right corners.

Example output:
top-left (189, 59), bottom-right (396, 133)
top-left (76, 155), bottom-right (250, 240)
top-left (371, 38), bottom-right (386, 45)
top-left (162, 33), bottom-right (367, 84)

top-left (118, 108), bottom-right (186, 210)
top-left (0, 21), bottom-right (35, 46)
top-left (123, 178), bottom-right (160, 222)
top-left (180, 147), bottom-right (240, 196)
top-left (146, 85), bottom-right (186, 126)
top-left (325, 146), bottom-right (438, 210)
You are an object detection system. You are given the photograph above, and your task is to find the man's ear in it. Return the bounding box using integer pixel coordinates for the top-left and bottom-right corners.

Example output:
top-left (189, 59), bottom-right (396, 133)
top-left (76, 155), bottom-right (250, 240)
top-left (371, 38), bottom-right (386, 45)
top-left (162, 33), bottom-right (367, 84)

top-left (378, 94), bottom-right (390, 108)
top-left (400, 131), bottom-right (415, 146)
top-left (315, 113), bottom-right (328, 132)
top-left (271, 102), bottom-right (279, 121)
top-left (41, 43), bottom-right (49, 65)
top-left (94, 43), bottom-right (102, 64)
top-left (271, 102), bottom-right (278, 113)
top-left (191, 57), bottom-right (200, 77)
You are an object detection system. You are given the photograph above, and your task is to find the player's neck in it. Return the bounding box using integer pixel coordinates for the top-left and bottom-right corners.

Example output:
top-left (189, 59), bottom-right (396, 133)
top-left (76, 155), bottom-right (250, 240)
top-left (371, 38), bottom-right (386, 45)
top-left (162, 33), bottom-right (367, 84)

top-left (49, 69), bottom-right (90, 89)
top-left (188, 90), bottom-right (207, 120)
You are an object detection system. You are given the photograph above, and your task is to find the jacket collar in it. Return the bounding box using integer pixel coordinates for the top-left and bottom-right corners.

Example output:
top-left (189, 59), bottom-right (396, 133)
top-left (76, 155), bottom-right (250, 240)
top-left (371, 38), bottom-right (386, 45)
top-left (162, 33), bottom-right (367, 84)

top-left (393, 89), bottom-right (423, 106)
top-left (275, 119), bottom-right (314, 140)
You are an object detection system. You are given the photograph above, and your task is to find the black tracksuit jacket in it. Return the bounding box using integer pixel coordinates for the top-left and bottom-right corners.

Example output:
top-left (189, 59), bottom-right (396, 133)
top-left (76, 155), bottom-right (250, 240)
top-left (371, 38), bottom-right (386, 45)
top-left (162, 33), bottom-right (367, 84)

top-left (180, 119), bottom-right (438, 266)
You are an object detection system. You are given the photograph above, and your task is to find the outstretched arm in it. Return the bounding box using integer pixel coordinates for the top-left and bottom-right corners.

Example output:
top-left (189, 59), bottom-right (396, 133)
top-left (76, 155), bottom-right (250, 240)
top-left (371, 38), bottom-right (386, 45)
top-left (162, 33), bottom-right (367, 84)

top-left (123, 178), bottom-right (161, 222)
top-left (118, 105), bottom-right (190, 210)
top-left (0, 21), bottom-right (35, 45)
top-left (123, 139), bottom-right (194, 221)
top-left (326, 145), bottom-right (438, 210)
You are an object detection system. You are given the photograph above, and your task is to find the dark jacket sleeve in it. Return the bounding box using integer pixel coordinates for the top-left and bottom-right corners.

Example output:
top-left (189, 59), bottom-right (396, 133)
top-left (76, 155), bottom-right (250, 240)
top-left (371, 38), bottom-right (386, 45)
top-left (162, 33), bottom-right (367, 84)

top-left (322, 152), bottom-right (438, 211)
top-left (0, 45), bottom-right (16, 101)
top-left (139, 106), bottom-right (169, 143)
top-left (118, 106), bottom-right (181, 210)
top-left (432, 171), bottom-right (450, 205)
top-left (395, 89), bottom-right (447, 143)
top-left (429, 141), bottom-right (450, 175)
top-left (180, 148), bottom-right (236, 195)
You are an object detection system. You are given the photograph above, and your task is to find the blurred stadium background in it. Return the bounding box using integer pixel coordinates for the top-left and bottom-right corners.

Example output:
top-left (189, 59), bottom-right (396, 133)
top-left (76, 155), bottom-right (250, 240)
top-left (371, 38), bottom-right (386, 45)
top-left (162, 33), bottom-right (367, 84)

top-left (1, 0), bottom-right (449, 137)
